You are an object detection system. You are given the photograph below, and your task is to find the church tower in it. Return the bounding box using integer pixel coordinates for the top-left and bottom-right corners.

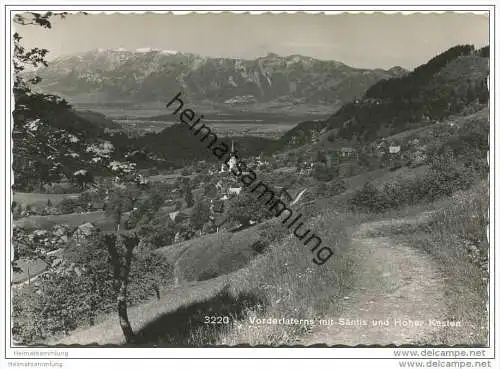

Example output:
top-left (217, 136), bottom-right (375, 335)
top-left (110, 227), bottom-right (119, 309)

top-left (228, 140), bottom-right (237, 172)
top-left (220, 140), bottom-right (238, 173)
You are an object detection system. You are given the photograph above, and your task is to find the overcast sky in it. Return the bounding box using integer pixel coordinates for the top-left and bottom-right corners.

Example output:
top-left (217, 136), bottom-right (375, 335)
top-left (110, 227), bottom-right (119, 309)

top-left (15, 12), bottom-right (489, 70)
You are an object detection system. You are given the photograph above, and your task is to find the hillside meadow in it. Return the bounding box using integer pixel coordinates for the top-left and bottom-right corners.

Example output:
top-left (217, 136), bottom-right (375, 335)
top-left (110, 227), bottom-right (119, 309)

top-left (13, 192), bottom-right (80, 207)
top-left (51, 204), bottom-right (357, 346)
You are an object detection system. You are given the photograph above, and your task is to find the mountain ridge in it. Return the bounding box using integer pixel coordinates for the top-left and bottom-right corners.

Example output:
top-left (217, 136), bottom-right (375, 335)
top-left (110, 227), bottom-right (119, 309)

top-left (33, 49), bottom-right (407, 110)
top-left (276, 45), bottom-right (489, 151)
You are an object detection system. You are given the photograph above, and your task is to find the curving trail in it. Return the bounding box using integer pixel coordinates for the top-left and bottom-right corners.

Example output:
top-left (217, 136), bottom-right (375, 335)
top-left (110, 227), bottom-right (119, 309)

top-left (300, 215), bottom-right (447, 346)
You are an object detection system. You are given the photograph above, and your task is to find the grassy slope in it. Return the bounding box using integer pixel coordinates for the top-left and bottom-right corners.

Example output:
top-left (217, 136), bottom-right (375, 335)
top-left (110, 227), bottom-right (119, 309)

top-left (51, 191), bottom-right (352, 346)
top-left (359, 181), bottom-right (489, 345)
top-left (13, 211), bottom-right (115, 231)
top-left (53, 275), bottom-right (230, 345)
top-left (13, 192), bottom-right (81, 207)
top-left (12, 258), bottom-right (49, 284)
top-left (51, 178), bottom-right (488, 346)
top-left (384, 107), bottom-right (488, 142)
top-left (216, 208), bottom-right (355, 345)
top-left (156, 221), bottom-right (277, 283)
top-left (48, 106), bottom-right (490, 345)
top-left (340, 166), bottom-right (428, 194)
top-left (47, 169), bottom-right (488, 346)
top-left (408, 181), bottom-right (489, 345)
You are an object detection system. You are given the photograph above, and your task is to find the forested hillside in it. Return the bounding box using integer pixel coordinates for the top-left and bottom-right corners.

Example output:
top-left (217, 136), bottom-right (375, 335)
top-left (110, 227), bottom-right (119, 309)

top-left (326, 45), bottom-right (489, 142)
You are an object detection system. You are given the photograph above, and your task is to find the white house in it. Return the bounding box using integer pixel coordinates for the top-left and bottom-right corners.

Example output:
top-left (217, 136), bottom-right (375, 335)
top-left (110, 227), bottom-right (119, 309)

top-left (340, 147), bottom-right (356, 157)
top-left (228, 187), bottom-right (242, 196)
top-left (389, 145), bottom-right (401, 154)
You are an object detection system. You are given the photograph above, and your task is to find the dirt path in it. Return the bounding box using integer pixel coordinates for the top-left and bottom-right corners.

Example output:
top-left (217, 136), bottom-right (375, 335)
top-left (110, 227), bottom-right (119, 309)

top-left (300, 214), bottom-right (447, 346)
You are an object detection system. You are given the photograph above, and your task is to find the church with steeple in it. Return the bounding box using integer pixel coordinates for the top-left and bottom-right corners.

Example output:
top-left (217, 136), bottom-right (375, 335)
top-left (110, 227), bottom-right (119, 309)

top-left (220, 140), bottom-right (238, 174)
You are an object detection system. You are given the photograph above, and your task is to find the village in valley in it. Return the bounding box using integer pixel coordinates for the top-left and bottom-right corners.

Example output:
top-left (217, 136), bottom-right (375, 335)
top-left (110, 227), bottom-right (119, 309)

top-left (10, 131), bottom-right (440, 289)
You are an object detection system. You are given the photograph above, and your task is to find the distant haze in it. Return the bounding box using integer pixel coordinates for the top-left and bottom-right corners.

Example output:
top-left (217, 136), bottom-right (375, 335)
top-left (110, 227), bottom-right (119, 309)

top-left (15, 12), bottom-right (489, 70)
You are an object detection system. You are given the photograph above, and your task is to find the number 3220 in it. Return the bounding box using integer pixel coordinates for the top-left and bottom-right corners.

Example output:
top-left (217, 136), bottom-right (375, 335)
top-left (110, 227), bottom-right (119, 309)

top-left (204, 316), bottom-right (230, 324)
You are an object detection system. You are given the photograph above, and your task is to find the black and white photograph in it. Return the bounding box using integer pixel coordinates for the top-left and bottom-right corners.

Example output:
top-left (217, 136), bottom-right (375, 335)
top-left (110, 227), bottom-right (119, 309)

top-left (1, 3), bottom-right (497, 368)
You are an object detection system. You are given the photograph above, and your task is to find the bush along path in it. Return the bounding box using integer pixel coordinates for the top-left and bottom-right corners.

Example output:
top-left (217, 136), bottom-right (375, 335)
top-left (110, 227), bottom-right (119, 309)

top-left (300, 213), bottom-right (448, 346)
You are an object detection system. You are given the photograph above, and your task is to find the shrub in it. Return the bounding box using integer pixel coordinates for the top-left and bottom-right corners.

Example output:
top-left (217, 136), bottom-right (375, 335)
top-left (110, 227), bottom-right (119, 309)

top-left (126, 191), bottom-right (165, 229)
top-left (225, 190), bottom-right (274, 227)
top-left (315, 179), bottom-right (346, 197)
top-left (311, 166), bottom-right (338, 182)
top-left (137, 218), bottom-right (177, 250)
top-left (76, 190), bottom-right (107, 211)
top-left (349, 162), bottom-right (478, 212)
top-left (250, 240), bottom-right (268, 254)
top-left (12, 288), bottom-right (44, 343)
top-left (389, 161), bottom-right (403, 171)
top-left (128, 252), bottom-right (174, 303)
top-left (12, 202), bottom-right (23, 220)
top-left (42, 182), bottom-right (80, 194)
top-left (422, 165), bottom-right (475, 201)
top-left (184, 185), bottom-right (194, 208)
top-left (190, 201), bottom-right (211, 230)
top-left (57, 193), bottom-right (104, 214)
top-left (174, 212), bottom-right (189, 225)
top-left (349, 182), bottom-right (389, 212)
top-left (12, 270), bottom-right (112, 343)
top-left (57, 198), bottom-right (82, 214)
top-left (201, 222), bottom-right (217, 235)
